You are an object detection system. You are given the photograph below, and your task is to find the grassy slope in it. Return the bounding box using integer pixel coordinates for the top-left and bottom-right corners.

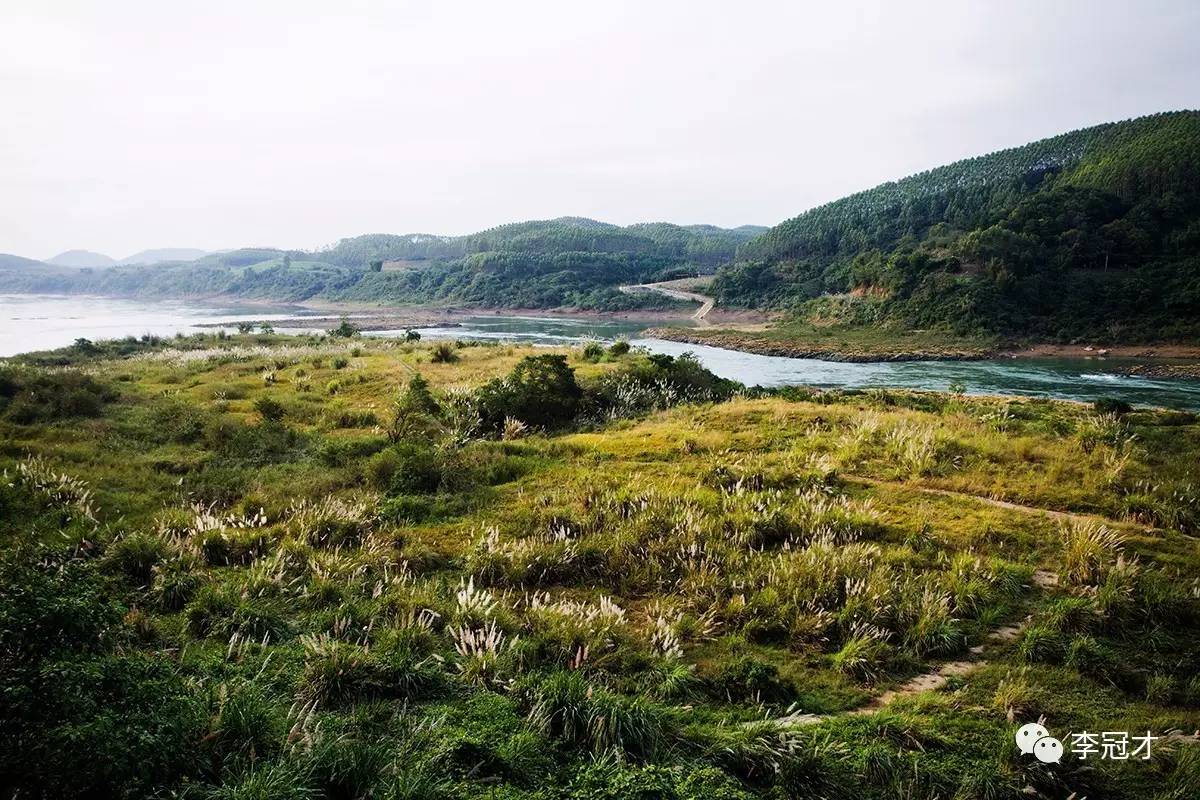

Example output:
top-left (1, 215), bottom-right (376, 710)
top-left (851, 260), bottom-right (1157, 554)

top-left (1, 337), bottom-right (1199, 798)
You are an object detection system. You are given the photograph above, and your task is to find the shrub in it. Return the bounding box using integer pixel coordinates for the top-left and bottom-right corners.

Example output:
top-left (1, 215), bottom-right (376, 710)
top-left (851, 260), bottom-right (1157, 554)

top-left (1017, 624), bottom-right (1066, 664)
top-left (206, 682), bottom-right (284, 771)
top-left (298, 635), bottom-right (444, 708)
top-left (328, 317), bottom-right (360, 338)
top-left (608, 340), bottom-right (631, 357)
top-left (430, 342), bottom-right (458, 363)
top-left (581, 342), bottom-right (605, 362)
top-left (0, 548), bottom-right (121, 660)
top-left (210, 419), bottom-right (307, 465)
top-left (151, 559), bottom-right (203, 610)
top-left (185, 585), bottom-right (287, 640)
top-left (205, 761), bottom-right (316, 800)
top-left (318, 435), bottom-right (387, 467)
top-left (1093, 397), bottom-right (1133, 415)
top-left (708, 656), bottom-right (794, 703)
top-left (1065, 635), bottom-right (1116, 677)
top-left (146, 399), bottom-right (208, 443)
top-left (0, 368), bottom-right (116, 423)
top-left (196, 528), bottom-right (272, 566)
top-left (566, 759), bottom-right (681, 800)
top-left (388, 374), bottom-right (441, 441)
top-left (326, 408), bottom-right (378, 428)
top-left (3, 652), bottom-right (205, 798)
top-left (526, 671), bottom-right (666, 759)
top-left (1145, 673), bottom-right (1176, 705)
top-left (475, 354), bottom-right (582, 433)
top-left (254, 396), bottom-right (286, 422)
top-left (378, 442), bottom-right (443, 494)
top-left (104, 533), bottom-right (168, 585)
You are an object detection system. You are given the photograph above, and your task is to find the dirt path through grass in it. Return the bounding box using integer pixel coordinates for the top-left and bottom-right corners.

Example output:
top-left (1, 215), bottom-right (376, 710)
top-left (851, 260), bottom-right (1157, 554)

top-left (757, 569), bottom-right (1059, 728)
top-left (847, 475), bottom-right (1163, 535)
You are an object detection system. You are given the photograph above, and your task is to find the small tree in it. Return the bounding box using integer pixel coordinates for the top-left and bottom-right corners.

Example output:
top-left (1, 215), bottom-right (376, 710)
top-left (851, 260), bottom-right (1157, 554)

top-left (404, 329), bottom-right (421, 342)
top-left (328, 317), bottom-right (360, 338)
top-left (369, 259), bottom-right (384, 272)
top-left (388, 374), bottom-right (441, 442)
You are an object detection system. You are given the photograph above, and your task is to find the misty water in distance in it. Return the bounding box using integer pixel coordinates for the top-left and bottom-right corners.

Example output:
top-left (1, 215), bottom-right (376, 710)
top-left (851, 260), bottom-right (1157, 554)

top-left (3, 295), bottom-right (1200, 410)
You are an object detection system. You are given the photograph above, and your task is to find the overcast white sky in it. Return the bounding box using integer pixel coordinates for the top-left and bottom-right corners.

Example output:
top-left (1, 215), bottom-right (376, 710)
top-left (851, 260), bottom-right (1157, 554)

top-left (3, 0), bottom-right (1198, 259)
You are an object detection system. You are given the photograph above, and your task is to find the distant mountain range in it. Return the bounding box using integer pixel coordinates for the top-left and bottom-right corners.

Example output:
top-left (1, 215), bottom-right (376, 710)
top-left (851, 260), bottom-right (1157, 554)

top-left (45, 248), bottom-right (211, 268)
top-left (1, 218), bottom-right (766, 312)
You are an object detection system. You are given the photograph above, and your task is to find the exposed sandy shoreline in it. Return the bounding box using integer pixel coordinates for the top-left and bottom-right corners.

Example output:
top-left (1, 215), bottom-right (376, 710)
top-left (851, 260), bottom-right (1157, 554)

top-left (200, 298), bottom-right (771, 332)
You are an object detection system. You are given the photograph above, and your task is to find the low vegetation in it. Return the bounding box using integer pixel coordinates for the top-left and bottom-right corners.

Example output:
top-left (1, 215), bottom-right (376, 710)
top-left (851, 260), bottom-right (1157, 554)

top-left (0, 334), bottom-right (1197, 798)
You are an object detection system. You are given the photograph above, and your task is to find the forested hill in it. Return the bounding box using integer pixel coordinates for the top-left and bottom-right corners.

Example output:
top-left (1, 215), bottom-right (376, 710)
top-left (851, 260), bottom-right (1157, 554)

top-left (318, 219), bottom-right (767, 268)
top-left (715, 111), bottom-right (1200, 341)
top-left (6, 218), bottom-right (765, 311)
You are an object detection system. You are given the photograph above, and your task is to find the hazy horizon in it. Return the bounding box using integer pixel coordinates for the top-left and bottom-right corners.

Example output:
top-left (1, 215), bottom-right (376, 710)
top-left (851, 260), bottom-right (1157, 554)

top-left (5, 0), bottom-right (1199, 259)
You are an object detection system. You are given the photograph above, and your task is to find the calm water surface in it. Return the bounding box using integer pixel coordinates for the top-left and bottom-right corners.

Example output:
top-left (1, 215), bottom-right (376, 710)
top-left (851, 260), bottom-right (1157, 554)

top-left (0, 294), bottom-right (314, 355)
top-left (4, 295), bottom-right (1200, 410)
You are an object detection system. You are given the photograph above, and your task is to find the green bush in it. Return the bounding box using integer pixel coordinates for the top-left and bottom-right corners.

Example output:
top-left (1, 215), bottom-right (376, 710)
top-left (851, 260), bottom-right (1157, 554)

top-left (318, 435), bottom-right (388, 467)
top-left (0, 368), bottom-right (116, 423)
top-left (104, 533), bottom-right (168, 585)
top-left (430, 342), bottom-right (458, 363)
top-left (475, 354), bottom-right (582, 433)
top-left (254, 396), bottom-right (286, 422)
top-left (299, 637), bottom-right (445, 708)
top-left (708, 656), bottom-right (794, 704)
top-left (378, 442), bottom-right (442, 494)
top-left (328, 317), bottom-right (360, 338)
top-left (581, 342), bottom-right (605, 362)
top-left (1093, 397), bottom-right (1133, 415)
top-left (208, 419), bottom-right (308, 464)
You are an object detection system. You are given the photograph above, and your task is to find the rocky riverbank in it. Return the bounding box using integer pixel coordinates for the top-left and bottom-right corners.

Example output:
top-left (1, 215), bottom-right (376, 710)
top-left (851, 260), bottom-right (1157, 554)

top-left (1113, 362), bottom-right (1200, 380)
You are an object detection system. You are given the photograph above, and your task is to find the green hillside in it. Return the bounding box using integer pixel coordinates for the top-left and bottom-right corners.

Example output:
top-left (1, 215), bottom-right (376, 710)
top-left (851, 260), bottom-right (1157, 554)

top-left (715, 111), bottom-right (1200, 341)
top-left (7, 218), bottom-right (764, 311)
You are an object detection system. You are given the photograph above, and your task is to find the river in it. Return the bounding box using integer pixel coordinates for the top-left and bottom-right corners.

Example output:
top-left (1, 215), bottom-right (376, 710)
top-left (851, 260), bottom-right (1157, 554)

top-left (3, 295), bottom-right (1200, 410)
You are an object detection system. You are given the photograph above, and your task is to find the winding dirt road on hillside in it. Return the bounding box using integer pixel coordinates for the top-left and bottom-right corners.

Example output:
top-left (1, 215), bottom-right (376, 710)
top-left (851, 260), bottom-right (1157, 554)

top-left (618, 279), bottom-right (715, 327)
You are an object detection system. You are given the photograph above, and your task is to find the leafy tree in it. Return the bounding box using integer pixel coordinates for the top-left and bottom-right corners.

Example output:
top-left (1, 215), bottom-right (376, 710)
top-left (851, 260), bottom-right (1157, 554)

top-left (328, 317), bottom-right (360, 338)
top-left (388, 374), bottom-right (441, 442)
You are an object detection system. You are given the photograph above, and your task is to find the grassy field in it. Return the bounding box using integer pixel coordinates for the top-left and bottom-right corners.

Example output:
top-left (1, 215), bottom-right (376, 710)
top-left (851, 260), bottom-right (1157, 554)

top-left (1, 333), bottom-right (1198, 799)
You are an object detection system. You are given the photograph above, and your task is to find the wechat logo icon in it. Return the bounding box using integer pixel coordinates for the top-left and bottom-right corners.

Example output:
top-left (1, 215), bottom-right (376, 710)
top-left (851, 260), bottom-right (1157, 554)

top-left (1016, 721), bottom-right (1063, 764)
